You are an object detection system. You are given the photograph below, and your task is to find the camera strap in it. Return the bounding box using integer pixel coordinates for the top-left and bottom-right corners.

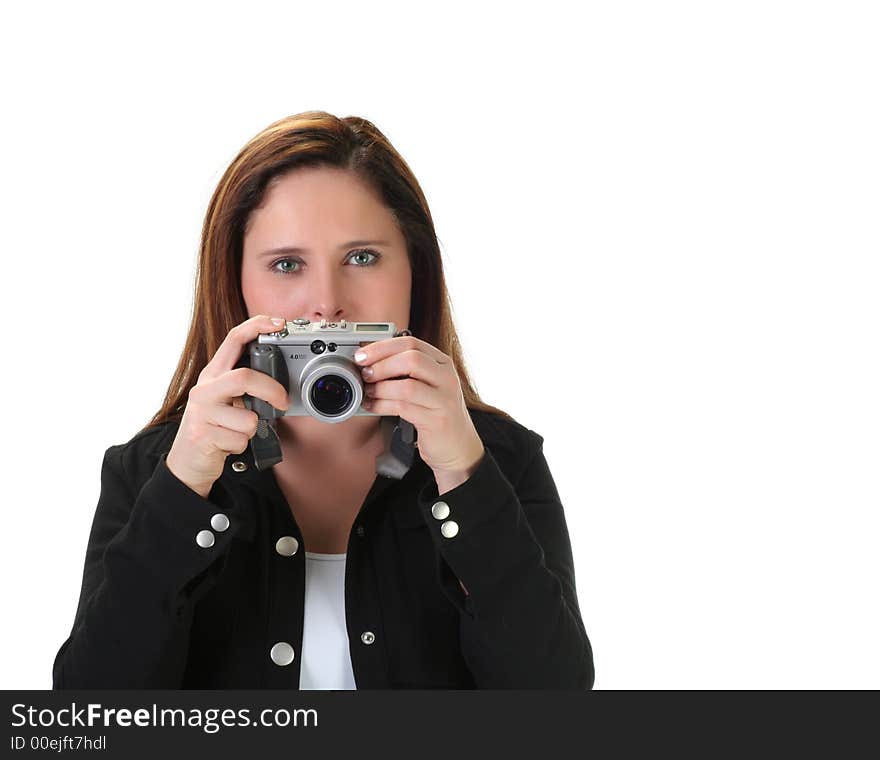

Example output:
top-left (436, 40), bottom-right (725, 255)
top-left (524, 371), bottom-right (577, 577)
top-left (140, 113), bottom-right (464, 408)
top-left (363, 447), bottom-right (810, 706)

top-left (249, 415), bottom-right (417, 478)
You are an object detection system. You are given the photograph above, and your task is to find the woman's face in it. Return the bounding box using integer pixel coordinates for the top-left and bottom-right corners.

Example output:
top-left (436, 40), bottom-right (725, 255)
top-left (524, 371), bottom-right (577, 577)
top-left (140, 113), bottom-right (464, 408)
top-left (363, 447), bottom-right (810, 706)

top-left (241, 166), bottom-right (412, 334)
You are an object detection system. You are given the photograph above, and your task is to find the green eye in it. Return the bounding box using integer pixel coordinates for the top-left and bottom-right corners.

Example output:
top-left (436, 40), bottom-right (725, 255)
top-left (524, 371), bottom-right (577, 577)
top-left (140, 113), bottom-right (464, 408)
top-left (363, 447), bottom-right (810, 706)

top-left (275, 259), bottom-right (300, 274)
top-left (350, 249), bottom-right (380, 266)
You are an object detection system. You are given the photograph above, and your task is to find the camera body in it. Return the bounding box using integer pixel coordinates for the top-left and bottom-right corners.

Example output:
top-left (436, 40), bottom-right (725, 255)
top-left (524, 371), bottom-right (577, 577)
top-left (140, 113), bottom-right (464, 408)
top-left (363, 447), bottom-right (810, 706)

top-left (237, 317), bottom-right (417, 474)
top-left (242, 317), bottom-right (400, 422)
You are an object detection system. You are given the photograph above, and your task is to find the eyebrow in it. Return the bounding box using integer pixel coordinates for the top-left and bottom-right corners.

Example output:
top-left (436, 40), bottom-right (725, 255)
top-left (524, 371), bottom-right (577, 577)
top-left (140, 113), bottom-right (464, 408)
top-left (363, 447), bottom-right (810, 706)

top-left (257, 240), bottom-right (392, 258)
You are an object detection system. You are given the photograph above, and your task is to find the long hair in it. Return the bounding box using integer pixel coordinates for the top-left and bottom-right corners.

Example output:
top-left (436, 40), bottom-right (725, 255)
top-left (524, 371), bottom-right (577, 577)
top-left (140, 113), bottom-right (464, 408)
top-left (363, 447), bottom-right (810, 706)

top-left (145, 110), bottom-right (511, 431)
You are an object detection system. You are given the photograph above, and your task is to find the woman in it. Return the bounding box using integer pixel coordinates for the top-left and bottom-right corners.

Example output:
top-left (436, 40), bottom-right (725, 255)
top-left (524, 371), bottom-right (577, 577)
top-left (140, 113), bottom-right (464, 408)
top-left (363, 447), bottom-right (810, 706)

top-left (52, 111), bottom-right (595, 689)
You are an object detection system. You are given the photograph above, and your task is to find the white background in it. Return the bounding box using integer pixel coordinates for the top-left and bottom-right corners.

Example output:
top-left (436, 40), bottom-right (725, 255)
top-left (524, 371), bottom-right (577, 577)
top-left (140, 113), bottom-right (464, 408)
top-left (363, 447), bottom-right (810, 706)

top-left (1, 1), bottom-right (877, 690)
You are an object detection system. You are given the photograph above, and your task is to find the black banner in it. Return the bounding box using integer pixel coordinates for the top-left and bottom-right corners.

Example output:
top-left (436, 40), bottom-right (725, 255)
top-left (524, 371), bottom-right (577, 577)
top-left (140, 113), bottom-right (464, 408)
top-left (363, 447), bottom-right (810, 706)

top-left (1, 690), bottom-right (875, 756)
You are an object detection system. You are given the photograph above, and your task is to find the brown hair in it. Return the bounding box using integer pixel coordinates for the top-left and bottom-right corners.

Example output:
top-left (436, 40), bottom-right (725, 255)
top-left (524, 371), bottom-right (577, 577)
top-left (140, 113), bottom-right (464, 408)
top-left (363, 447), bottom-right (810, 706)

top-left (144, 110), bottom-right (511, 431)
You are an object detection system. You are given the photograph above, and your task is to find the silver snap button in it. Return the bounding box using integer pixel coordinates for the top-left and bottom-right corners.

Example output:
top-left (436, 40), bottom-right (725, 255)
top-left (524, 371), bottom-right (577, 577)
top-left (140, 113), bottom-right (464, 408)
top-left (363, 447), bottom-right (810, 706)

top-left (196, 529), bottom-right (215, 548)
top-left (210, 513), bottom-right (230, 532)
top-left (270, 642), bottom-right (295, 666)
top-left (431, 501), bottom-right (450, 520)
top-left (275, 536), bottom-right (299, 556)
top-left (232, 460), bottom-right (248, 472)
top-left (440, 520), bottom-right (459, 538)
top-left (361, 631), bottom-right (375, 645)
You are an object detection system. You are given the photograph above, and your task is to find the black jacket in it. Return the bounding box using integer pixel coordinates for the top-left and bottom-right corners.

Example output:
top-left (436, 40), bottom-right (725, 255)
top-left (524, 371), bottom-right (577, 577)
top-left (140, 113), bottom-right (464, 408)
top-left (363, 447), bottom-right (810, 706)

top-left (52, 408), bottom-right (594, 689)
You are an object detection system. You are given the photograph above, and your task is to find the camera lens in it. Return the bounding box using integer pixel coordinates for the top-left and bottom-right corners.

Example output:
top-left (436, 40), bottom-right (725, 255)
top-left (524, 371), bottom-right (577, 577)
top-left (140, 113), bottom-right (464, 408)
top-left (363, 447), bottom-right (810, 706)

top-left (310, 374), bottom-right (353, 416)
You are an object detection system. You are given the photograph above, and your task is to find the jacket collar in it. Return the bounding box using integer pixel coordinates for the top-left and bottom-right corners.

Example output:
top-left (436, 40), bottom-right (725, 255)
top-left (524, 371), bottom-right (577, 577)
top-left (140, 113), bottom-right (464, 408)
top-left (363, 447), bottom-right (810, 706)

top-left (142, 408), bottom-right (510, 536)
top-left (144, 417), bottom-right (433, 536)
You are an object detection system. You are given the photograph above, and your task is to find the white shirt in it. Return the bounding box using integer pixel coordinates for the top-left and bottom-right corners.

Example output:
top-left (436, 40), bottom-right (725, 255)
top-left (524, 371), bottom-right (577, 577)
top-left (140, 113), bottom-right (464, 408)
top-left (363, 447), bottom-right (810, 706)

top-left (298, 551), bottom-right (357, 690)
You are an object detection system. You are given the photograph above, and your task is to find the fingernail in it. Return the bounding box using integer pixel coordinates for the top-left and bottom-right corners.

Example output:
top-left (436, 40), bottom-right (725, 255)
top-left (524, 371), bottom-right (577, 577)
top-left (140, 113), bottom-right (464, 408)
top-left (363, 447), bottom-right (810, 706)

top-left (354, 351), bottom-right (367, 363)
top-left (271, 318), bottom-right (284, 326)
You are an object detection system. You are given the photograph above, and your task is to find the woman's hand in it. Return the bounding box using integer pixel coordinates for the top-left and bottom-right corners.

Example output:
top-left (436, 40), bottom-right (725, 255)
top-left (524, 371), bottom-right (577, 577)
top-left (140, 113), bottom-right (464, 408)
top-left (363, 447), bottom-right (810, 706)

top-left (355, 335), bottom-right (485, 481)
top-left (165, 315), bottom-right (291, 498)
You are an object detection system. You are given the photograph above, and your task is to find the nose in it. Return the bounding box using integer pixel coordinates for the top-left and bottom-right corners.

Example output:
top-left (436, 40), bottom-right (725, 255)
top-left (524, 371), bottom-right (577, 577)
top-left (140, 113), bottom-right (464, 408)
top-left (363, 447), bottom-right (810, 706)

top-left (308, 309), bottom-right (345, 323)
top-left (305, 267), bottom-right (347, 323)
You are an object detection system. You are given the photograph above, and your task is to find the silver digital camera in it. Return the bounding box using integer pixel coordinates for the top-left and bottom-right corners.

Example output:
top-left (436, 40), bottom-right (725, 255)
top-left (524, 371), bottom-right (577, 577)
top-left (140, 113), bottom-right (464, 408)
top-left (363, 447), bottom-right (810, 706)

top-left (237, 317), bottom-right (417, 473)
